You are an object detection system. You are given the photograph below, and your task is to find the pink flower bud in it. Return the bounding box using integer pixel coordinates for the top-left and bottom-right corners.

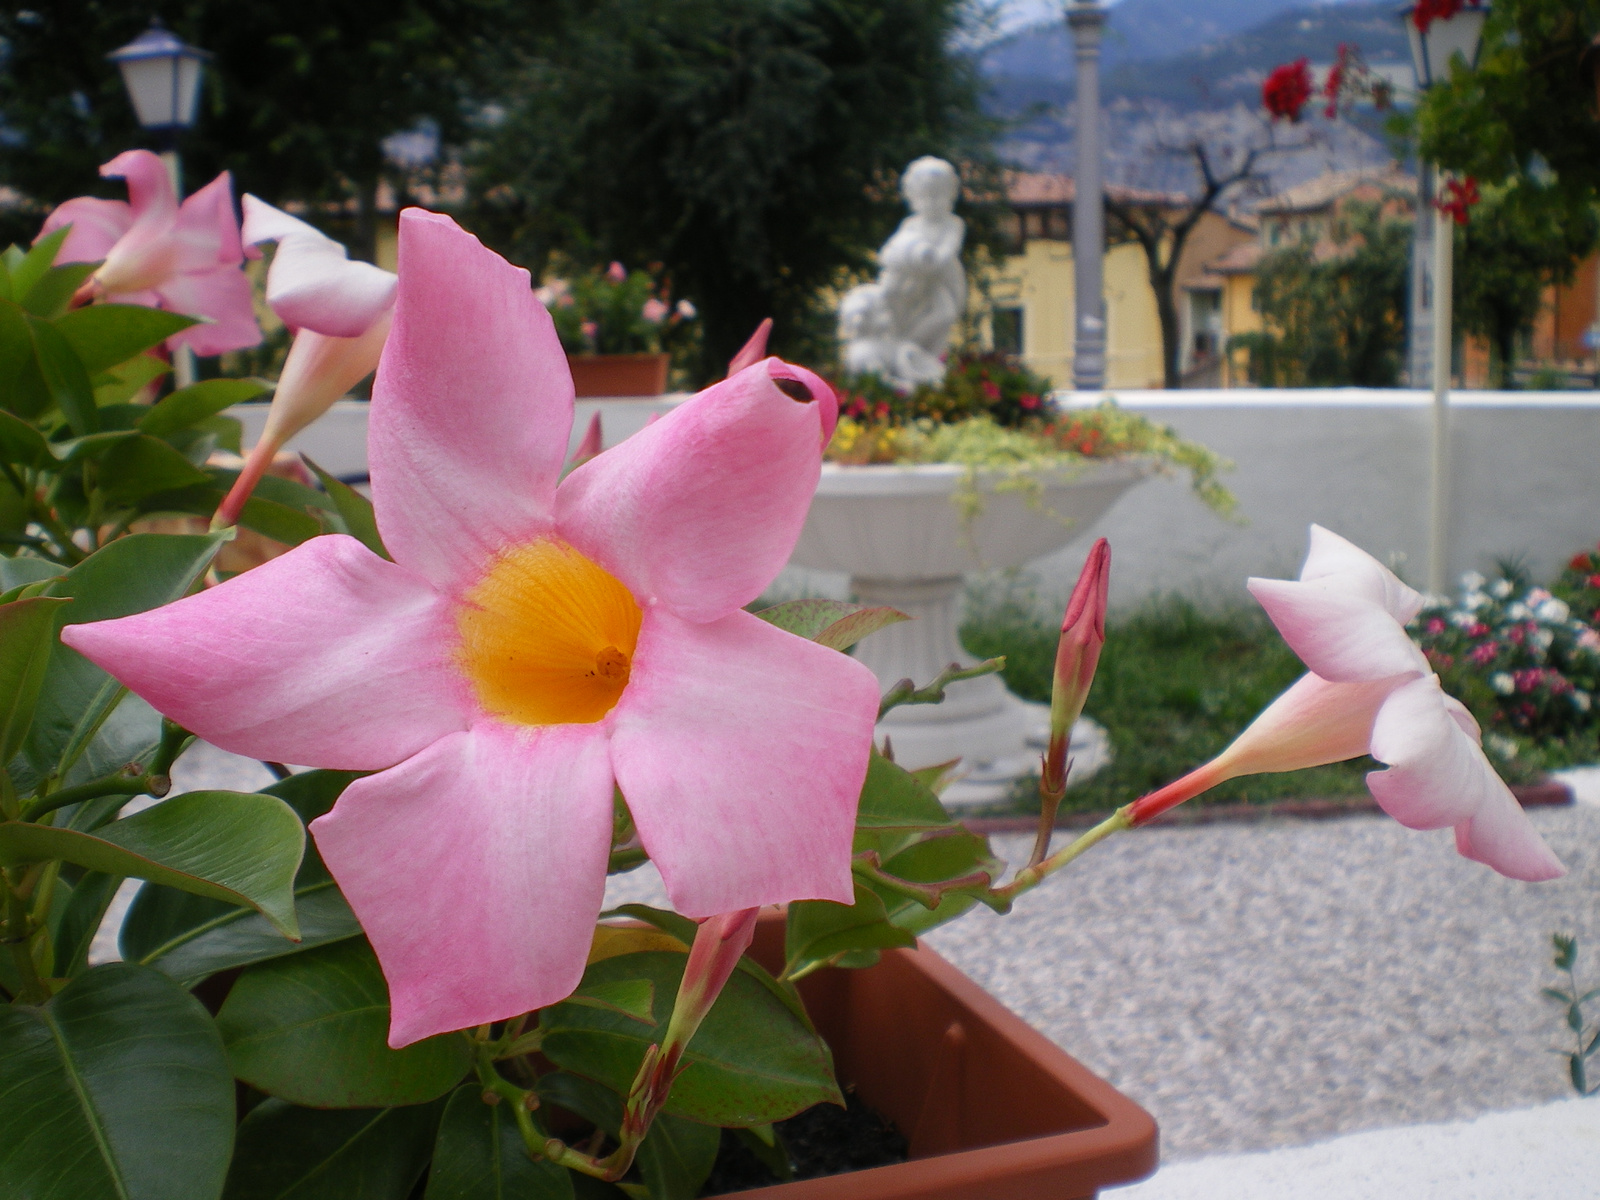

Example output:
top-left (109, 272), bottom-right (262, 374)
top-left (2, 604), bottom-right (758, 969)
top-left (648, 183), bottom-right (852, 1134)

top-left (607, 261), bottom-right (627, 283)
top-left (641, 297), bottom-right (668, 323)
top-left (1042, 538), bottom-right (1109, 796)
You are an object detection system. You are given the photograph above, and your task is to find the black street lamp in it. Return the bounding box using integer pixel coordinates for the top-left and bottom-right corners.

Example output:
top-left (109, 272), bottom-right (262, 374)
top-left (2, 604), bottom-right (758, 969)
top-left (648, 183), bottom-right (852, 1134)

top-left (107, 19), bottom-right (210, 158)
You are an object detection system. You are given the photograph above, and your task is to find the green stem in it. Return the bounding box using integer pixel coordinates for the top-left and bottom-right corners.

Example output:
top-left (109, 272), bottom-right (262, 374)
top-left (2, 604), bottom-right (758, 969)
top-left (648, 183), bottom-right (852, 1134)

top-left (21, 767), bottom-right (169, 823)
top-left (4, 871), bottom-right (49, 1004)
top-left (30, 507), bottom-right (85, 566)
top-left (878, 657), bottom-right (1006, 719)
top-left (993, 805), bottom-right (1134, 905)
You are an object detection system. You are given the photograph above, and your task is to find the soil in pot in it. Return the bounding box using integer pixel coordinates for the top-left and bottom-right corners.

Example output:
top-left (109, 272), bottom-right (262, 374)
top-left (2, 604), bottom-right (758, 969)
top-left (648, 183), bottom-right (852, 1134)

top-left (701, 1087), bottom-right (908, 1196)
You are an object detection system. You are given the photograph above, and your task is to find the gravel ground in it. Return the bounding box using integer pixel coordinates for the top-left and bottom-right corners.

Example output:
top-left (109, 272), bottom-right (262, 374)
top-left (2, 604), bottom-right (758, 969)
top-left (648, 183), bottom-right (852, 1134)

top-left (106, 745), bottom-right (1600, 1165)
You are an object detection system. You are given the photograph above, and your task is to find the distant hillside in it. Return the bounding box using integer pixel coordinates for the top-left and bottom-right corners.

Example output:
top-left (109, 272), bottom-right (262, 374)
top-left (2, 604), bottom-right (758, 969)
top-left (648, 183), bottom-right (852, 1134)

top-left (983, 1), bottom-right (1411, 115)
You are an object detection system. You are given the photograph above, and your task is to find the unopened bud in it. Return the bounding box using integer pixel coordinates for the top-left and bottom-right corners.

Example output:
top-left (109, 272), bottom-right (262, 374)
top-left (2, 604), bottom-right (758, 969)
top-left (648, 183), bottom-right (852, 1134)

top-left (1043, 539), bottom-right (1110, 796)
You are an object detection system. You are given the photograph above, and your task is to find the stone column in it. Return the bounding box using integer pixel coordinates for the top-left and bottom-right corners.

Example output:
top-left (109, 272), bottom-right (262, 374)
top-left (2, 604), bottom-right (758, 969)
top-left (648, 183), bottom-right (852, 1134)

top-left (1068, 0), bottom-right (1107, 391)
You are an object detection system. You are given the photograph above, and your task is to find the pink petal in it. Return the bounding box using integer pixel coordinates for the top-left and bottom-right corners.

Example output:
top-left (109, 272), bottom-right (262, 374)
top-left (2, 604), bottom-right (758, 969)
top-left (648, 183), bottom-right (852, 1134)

top-left (726, 318), bottom-right (771, 377)
top-left (102, 150), bottom-right (177, 226)
top-left (61, 535), bottom-right (470, 770)
top-left (156, 266), bottom-right (263, 355)
top-left (1368, 675), bottom-right (1564, 881)
top-left (1248, 576), bottom-right (1429, 683)
top-left (368, 209), bottom-right (570, 592)
top-left (38, 197), bottom-right (132, 264)
top-left (610, 608), bottom-right (878, 917)
top-left (1300, 524), bottom-right (1424, 624)
top-left (242, 196), bottom-right (397, 338)
top-left (1212, 672), bottom-right (1401, 779)
top-left (310, 721), bottom-right (615, 1046)
top-left (555, 360), bottom-right (834, 623)
top-left (260, 317), bottom-right (391, 447)
top-left (92, 151), bottom-right (186, 294)
top-left (171, 171), bottom-right (240, 272)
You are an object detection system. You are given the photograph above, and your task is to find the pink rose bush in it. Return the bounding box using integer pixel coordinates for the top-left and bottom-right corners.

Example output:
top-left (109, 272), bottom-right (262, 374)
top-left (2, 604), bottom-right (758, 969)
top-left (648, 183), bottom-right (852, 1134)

top-left (63, 209), bottom-right (880, 1046)
top-left (39, 149), bottom-right (260, 355)
top-left (1129, 526), bottom-right (1564, 881)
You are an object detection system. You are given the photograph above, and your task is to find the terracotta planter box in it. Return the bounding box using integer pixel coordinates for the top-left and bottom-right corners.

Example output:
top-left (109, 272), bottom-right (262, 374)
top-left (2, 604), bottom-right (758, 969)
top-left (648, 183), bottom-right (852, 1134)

top-left (736, 918), bottom-right (1158, 1199)
top-left (567, 352), bottom-right (670, 397)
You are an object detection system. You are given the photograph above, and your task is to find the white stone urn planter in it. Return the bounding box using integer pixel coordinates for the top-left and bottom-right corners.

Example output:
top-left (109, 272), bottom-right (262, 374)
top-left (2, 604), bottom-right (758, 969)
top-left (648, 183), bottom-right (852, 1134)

top-left (789, 458), bottom-right (1148, 800)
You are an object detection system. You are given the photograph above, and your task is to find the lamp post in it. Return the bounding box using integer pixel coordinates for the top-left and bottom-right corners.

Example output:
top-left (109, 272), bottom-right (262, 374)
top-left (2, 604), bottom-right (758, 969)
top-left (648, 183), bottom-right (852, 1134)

top-left (1401, 1), bottom-right (1487, 595)
top-left (1068, 0), bottom-right (1107, 393)
top-left (107, 18), bottom-right (210, 385)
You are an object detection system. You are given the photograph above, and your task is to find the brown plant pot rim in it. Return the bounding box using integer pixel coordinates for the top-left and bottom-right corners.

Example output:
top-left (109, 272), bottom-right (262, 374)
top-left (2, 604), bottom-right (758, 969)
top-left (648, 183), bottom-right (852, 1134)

top-left (962, 778), bottom-right (1573, 836)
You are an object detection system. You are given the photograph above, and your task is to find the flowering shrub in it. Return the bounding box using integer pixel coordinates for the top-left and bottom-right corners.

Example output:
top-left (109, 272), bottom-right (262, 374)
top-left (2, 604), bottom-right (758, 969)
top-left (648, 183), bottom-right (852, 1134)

top-left (1263, 58), bottom-right (1313, 122)
top-left (535, 260), bottom-right (696, 355)
top-left (1436, 176), bottom-right (1482, 225)
top-left (1410, 568), bottom-right (1600, 765)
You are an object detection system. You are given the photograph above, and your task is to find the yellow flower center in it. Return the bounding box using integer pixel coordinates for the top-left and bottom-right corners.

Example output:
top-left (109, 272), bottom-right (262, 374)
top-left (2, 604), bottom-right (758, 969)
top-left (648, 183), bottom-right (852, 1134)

top-left (456, 539), bottom-right (643, 726)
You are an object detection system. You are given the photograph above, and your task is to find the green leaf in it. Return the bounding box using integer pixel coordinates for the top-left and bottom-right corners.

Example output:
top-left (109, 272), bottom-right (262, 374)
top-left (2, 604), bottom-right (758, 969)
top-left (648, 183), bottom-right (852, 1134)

top-left (28, 314), bottom-right (97, 434)
top-left (218, 938), bottom-right (473, 1108)
top-left (425, 1085), bottom-right (575, 1200)
top-left (9, 227), bottom-right (68, 299)
top-left (785, 884), bottom-right (916, 978)
top-left (21, 261), bottom-right (98, 320)
top-left (0, 299), bottom-right (52, 419)
top-left (17, 531), bottom-right (225, 789)
top-left (94, 351), bottom-right (171, 405)
top-left (51, 870), bottom-right (124, 980)
top-left (567, 977), bottom-right (657, 1024)
top-left (140, 378), bottom-right (271, 438)
top-left (854, 748), bottom-right (954, 830)
top-left (97, 433), bottom-right (214, 503)
top-left (238, 494), bottom-right (323, 546)
top-left (123, 771), bottom-right (365, 986)
top-left (754, 598), bottom-right (908, 651)
top-left (225, 1098), bottom-right (443, 1200)
top-left (54, 304), bottom-right (198, 372)
top-left (0, 555), bottom-right (64, 591)
top-left (541, 950), bottom-right (839, 1127)
top-left (0, 789), bottom-right (306, 937)
top-left (534, 1073), bottom-right (715, 1200)
top-left (303, 455), bottom-right (388, 559)
top-left (0, 595), bottom-right (70, 763)
top-left (0, 963), bottom-right (234, 1200)
top-left (0, 407), bottom-right (51, 465)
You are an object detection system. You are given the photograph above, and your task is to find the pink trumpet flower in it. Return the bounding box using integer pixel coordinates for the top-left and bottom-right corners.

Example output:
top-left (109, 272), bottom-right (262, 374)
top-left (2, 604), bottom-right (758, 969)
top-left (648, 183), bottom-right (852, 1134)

top-left (1042, 538), bottom-right (1109, 797)
top-left (568, 411), bottom-right (603, 470)
top-left (215, 197), bottom-right (398, 528)
top-left (1129, 526), bottom-right (1563, 882)
top-left (63, 209), bottom-right (878, 1046)
top-left (39, 149), bottom-right (260, 355)
top-left (727, 318), bottom-right (772, 378)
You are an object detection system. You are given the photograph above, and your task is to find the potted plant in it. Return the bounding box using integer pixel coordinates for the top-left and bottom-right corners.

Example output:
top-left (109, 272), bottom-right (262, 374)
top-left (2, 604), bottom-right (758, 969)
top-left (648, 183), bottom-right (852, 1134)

top-left (538, 261), bottom-right (697, 397)
top-left (791, 354), bottom-right (1237, 786)
top-left (2, 202), bottom-right (1568, 1200)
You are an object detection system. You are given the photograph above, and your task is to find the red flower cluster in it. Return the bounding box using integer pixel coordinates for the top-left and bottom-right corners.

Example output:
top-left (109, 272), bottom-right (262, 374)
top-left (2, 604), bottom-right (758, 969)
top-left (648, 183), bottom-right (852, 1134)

top-left (1412, 0), bottom-right (1468, 35)
top-left (1263, 58), bottom-right (1313, 122)
top-left (1323, 44), bottom-right (1349, 119)
top-left (1435, 176), bottom-right (1481, 225)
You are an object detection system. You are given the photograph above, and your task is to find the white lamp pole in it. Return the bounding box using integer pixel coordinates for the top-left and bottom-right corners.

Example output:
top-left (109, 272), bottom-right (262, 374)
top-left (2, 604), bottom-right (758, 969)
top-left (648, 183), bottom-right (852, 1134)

top-left (1401, 1), bottom-right (1487, 595)
top-left (1068, 0), bottom-right (1107, 392)
top-left (108, 19), bottom-right (211, 385)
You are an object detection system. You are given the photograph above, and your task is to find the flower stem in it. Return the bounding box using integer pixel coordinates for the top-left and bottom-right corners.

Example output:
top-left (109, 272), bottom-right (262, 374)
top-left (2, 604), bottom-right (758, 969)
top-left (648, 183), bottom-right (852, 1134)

top-left (994, 805), bottom-right (1134, 904)
top-left (21, 766), bottom-right (170, 823)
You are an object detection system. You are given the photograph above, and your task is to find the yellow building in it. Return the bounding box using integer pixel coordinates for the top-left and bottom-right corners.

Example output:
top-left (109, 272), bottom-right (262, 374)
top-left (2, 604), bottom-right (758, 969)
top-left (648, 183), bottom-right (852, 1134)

top-left (984, 173), bottom-right (1256, 390)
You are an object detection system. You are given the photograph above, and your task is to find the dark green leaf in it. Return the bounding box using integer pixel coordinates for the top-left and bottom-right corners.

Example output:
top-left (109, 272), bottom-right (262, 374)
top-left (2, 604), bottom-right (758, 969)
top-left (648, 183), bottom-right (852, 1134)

top-left (47, 428), bottom-right (140, 464)
top-left (0, 407), bottom-right (51, 466)
top-left (304, 455), bottom-right (388, 559)
top-left (51, 870), bottom-right (124, 980)
top-left (54, 304), bottom-right (198, 372)
top-left (534, 1072), bottom-right (716, 1200)
top-left (854, 748), bottom-right (954, 830)
top-left (28, 314), bottom-right (97, 434)
top-left (753, 599), bottom-right (908, 651)
top-left (567, 977), bottom-right (657, 1023)
top-left (21, 261), bottom-right (97, 320)
top-left (425, 1085), bottom-right (575, 1200)
top-left (94, 351), bottom-right (170, 405)
top-left (0, 962), bottom-right (234, 1200)
top-left (0, 299), bottom-right (52, 419)
top-left (123, 771), bottom-right (365, 986)
top-left (17, 531), bottom-right (224, 789)
top-left (785, 885), bottom-right (916, 978)
top-left (98, 433), bottom-right (214, 503)
top-left (0, 555), bottom-right (63, 591)
top-left (541, 950), bottom-right (839, 1126)
top-left (225, 1098), bottom-right (443, 1200)
top-left (0, 595), bottom-right (70, 762)
top-left (0, 789), bottom-right (306, 937)
top-left (9, 227), bottom-right (68, 299)
top-left (218, 938), bottom-right (473, 1108)
top-left (237, 495), bottom-right (323, 546)
top-left (140, 378), bottom-right (271, 438)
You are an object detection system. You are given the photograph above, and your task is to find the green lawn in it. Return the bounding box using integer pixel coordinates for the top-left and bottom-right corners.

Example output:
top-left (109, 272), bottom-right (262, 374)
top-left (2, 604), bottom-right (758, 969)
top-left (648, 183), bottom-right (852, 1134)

top-left (960, 591), bottom-right (1375, 814)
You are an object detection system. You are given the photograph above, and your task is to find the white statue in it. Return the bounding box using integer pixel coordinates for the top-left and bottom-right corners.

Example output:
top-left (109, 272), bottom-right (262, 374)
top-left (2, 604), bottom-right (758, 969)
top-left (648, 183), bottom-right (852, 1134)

top-left (839, 156), bottom-right (966, 391)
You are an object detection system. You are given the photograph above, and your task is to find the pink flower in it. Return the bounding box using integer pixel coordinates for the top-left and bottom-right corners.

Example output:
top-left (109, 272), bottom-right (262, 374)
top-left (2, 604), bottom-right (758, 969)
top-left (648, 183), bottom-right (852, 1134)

top-left (62, 209), bottom-right (877, 1046)
top-left (214, 197), bottom-right (398, 527)
top-left (1130, 526), bottom-right (1563, 882)
top-left (580, 320), bottom-right (599, 341)
top-left (641, 297), bottom-right (669, 324)
top-left (607, 261), bottom-right (627, 283)
top-left (39, 149), bottom-right (260, 355)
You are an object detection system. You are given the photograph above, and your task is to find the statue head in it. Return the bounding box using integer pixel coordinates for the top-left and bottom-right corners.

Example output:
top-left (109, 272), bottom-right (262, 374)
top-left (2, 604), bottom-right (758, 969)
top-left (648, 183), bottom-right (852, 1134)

top-left (901, 157), bottom-right (959, 216)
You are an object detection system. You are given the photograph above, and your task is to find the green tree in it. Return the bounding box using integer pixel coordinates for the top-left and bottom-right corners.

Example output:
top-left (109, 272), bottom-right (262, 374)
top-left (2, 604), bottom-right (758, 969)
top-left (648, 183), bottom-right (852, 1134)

top-left (0, 2), bottom-right (529, 259)
top-left (1229, 199), bottom-right (1412, 387)
top-left (464, 0), bottom-right (999, 379)
top-left (1454, 182), bottom-right (1600, 388)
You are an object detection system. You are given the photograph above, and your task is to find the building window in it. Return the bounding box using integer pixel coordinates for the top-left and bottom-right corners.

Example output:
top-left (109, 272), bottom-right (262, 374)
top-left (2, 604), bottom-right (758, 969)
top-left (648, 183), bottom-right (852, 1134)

top-left (1187, 290), bottom-right (1222, 367)
top-left (992, 306), bottom-right (1024, 356)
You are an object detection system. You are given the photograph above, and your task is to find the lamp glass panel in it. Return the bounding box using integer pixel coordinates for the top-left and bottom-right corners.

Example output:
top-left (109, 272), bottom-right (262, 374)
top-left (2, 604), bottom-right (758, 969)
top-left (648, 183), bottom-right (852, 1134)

top-left (1426, 8), bottom-right (1487, 84)
top-left (117, 55), bottom-right (179, 127)
top-left (1405, 15), bottom-right (1429, 86)
top-left (174, 56), bottom-right (204, 126)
